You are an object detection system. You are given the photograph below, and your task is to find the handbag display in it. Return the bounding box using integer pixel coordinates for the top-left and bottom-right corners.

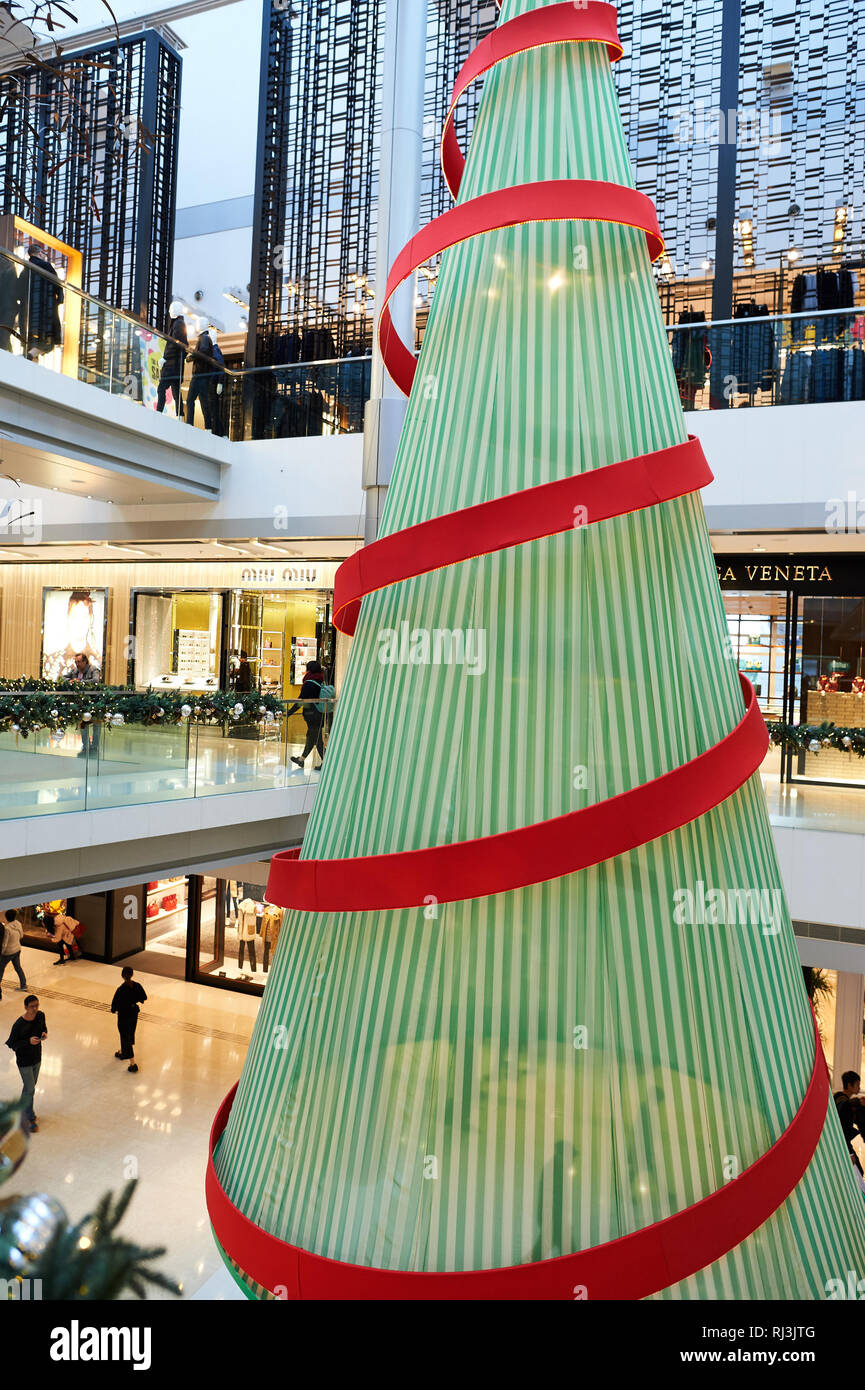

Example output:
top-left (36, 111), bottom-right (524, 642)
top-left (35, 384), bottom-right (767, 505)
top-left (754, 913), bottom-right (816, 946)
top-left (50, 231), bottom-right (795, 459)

top-left (146, 902), bottom-right (159, 919)
top-left (160, 893), bottom-right (178, 911)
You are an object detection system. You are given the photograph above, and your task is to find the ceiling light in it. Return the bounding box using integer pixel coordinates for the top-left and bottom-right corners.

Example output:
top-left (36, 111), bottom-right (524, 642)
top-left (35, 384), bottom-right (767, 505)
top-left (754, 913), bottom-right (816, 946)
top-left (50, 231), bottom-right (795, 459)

top-left (102, 542), bottom-right (151, 557)
top-left (786, 247), bottom-right (800, 261)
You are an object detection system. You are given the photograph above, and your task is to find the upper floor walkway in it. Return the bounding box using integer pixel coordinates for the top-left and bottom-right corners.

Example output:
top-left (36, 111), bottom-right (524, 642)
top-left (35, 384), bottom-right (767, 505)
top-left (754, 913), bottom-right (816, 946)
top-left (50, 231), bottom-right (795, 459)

top-left (2, 238), bottom-right (863, 539)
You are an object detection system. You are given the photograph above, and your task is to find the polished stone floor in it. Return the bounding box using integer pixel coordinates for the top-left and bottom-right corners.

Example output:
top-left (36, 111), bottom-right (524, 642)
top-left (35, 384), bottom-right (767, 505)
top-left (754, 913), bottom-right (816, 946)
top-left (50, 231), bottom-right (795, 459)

top-left (0, 946), bottom-right (256, 1299)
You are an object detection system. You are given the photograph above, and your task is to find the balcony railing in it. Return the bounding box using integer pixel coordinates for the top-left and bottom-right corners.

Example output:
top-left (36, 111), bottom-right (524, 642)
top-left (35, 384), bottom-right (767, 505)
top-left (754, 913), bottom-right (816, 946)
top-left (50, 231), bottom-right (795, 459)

top-left (667, 306), bottom-right (865, 410)
top-left (0, 695), bottom-right (335, 820)
top-left (4, 245), bottom-right (863, 438)
top-left (0, 245), bottom-right (370, 443)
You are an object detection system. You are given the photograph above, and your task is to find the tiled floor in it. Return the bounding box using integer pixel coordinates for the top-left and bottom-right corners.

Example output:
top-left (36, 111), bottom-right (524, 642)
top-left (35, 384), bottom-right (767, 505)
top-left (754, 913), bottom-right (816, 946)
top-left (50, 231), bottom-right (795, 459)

top-left (763, 769), bottom-right (865, 835)
top-left (0, 946), bottom-right (257, 1299)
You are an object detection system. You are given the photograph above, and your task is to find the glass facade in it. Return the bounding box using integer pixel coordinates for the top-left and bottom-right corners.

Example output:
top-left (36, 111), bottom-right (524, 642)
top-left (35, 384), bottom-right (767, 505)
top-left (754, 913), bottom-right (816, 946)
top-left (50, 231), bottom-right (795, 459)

top-left (718, 554), bottom-right (865, 787)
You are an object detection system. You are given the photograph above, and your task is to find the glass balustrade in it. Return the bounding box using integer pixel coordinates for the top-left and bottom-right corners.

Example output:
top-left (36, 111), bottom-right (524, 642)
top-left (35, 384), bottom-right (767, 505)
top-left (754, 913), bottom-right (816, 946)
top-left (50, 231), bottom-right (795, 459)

top-left (0, 696), bottom-right (335, 819)
top-left (3, 244), bottom-right (862, 440)
top-left (667, 306), bottom-right (865, 410)
top-left (0, 246), bottom-right (370, 441)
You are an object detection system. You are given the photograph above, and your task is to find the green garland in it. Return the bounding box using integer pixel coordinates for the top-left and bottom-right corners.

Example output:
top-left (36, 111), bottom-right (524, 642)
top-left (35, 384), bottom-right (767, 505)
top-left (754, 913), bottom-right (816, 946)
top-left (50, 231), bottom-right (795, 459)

top-left (0, 680), bottom-right (287, 736)
top-left (766, 719), bottom-right (865, 757)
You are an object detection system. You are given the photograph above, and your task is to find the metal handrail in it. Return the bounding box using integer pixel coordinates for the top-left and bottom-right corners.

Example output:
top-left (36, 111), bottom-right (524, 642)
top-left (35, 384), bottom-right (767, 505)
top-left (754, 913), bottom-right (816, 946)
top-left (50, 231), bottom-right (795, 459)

top-left (7, 241), bottom-right (860, 369)
top-left (667, 305), bottom-right (865, 332)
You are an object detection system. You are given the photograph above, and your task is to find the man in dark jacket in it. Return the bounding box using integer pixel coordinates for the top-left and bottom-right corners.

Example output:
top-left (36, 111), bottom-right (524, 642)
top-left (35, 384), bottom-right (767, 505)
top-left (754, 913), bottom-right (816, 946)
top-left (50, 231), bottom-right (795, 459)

top-left (835, 1071), bottom-right (865, 1175)
top-left (157, 314), bottom-right (188, 415)
top-left (186, 328), bottom-right (216, 430)
top-left (6, 995), bottom-right (47, 1131)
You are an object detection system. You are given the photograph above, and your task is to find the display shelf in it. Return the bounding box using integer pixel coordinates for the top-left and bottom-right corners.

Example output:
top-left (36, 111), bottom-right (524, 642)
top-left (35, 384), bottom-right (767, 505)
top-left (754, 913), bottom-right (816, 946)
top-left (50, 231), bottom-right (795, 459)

top-left (145, 904), bottom-right (187, 927)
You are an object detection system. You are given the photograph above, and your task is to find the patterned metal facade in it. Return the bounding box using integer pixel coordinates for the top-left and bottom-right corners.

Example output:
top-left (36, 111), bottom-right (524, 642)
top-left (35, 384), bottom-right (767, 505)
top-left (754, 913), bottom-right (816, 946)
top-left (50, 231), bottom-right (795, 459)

top-left (0, 31), bottom-right (182, 326)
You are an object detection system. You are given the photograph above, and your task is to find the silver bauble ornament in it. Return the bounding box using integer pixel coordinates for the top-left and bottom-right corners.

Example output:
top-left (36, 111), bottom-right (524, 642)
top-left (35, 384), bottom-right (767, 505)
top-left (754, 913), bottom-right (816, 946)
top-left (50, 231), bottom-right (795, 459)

top-left (111, 713), bottom-right (125, 727)
top-left (180, 704), bottom-right (192, 718)
top-left (81, 712), bottom-right (92, 723)
top-left (808, 739), bottom-right (820, 752)
top-left (0, 1193), bottom-right (65, 1274)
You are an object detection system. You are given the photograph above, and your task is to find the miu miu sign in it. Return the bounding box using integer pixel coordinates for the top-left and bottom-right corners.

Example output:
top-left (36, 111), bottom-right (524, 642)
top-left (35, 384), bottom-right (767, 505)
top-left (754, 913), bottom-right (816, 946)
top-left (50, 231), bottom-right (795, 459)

top-left (239, 564), bottom-right (336, 588)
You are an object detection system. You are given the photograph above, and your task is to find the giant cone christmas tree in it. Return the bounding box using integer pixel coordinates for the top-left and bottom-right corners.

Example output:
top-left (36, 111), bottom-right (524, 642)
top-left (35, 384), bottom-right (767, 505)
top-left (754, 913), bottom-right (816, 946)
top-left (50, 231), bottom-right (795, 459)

top-left (207, 0), bottom-right (865, 1298)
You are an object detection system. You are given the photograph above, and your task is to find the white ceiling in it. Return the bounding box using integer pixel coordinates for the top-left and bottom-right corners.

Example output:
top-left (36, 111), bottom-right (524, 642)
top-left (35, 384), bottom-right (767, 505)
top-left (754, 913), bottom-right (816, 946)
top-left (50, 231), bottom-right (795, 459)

top-left (0, 535), bottom-right (360, 563)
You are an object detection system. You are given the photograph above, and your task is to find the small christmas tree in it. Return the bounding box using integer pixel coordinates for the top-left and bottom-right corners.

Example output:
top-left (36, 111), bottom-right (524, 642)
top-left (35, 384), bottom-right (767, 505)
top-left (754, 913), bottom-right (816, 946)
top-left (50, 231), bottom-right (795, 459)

top-left (208, 0), bottom-right (865, 1298)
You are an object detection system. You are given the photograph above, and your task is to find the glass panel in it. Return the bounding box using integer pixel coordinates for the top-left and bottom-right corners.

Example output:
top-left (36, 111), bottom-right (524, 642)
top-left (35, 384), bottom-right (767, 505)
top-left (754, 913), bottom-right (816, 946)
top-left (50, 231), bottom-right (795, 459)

top-left (667, 307), bottom-right (865, 409)
top-left (723, 589), bottom-right (791, 718)
top-left (795, 595), bottom-right (865, 785)
top-left (84, 719), bottom-right (196, 809)
top-left (195, 874), bottom-right (275, 990)
top-left (0, 724), bottom-right (90, 819)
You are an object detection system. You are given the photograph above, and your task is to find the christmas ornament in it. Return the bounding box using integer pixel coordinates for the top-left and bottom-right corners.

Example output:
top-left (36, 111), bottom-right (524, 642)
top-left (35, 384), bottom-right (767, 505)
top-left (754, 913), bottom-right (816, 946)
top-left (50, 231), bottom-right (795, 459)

top-left (0, 1107), bottom-right (28, 1187)
top-left (81, 712), bottom-right (92, 723)
top-left (180, 705), bottom-right (192, 718)
top-left (809, 739), bottom-right (821, 752)
top-left (233, 703), bottom-right (244, 717)
top-left (0, 1194), bottom-right (65, 1273)
top-left (208, 0), bottom-right (865, 1301)
top-left (843, 736), bottom-right (852, 749)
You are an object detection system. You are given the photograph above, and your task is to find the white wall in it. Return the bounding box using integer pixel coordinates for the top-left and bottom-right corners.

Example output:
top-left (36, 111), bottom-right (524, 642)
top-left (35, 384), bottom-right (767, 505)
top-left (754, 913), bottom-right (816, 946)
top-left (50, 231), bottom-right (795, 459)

top-left (691, 399), bottom-right (865, 531)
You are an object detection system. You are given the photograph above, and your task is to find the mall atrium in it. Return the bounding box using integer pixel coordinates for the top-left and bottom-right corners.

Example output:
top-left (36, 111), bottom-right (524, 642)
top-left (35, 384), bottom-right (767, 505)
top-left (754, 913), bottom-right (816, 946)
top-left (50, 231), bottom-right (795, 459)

top-left (0, 0), bottom-right (864, 1346)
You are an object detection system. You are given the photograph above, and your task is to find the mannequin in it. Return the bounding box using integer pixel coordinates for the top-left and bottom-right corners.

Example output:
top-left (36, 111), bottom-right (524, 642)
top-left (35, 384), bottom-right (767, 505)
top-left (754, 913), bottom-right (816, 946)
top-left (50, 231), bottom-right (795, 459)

top-left (235, 897), bottom-right (258, 974)
top-left (260, 904), bottom-right (282, 972)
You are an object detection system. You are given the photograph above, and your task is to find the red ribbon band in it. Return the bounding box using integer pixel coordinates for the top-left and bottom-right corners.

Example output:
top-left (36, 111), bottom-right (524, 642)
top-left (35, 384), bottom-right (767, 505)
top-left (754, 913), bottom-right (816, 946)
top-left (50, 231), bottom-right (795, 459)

top-left (379, 178), bottom-right (665, 397)
top-left (442, 2), bottom-right (622, 197)
top-left (206, 1012), bottom-right (826, 1300)
top-left (333, 434), bottom-right (712, 637)
top-left (267, 673), bottom-right (766, 913)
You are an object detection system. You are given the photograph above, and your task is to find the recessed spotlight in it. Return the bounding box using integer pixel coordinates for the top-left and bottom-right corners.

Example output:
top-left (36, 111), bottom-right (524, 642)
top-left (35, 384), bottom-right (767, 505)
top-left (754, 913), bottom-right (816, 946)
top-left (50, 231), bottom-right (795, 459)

top-left (752, 545), bottom-right (767, 553)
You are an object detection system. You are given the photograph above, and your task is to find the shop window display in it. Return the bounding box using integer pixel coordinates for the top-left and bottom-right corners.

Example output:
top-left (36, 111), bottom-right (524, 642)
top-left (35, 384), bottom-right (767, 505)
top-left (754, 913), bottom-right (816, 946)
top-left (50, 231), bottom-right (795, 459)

top-left (198, 876), bottom-right (279, 987)
top-left (133, 591), bottom-right (222, 691)
top-left (799, 596), bottom-right (865, 786)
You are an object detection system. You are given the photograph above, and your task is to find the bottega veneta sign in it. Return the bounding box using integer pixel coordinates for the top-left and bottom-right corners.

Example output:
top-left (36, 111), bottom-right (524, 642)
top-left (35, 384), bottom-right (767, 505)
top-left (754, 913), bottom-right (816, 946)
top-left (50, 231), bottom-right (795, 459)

top-left (717, 562), bottom-right (833, 585)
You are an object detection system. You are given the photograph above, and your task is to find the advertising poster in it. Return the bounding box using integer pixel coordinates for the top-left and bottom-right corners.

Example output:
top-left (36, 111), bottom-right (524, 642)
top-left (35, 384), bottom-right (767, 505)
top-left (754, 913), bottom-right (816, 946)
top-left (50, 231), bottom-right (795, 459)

top-left (41, 587), bottom-right (108, 681)
top-left (139, 329), bottom-right (167, 411)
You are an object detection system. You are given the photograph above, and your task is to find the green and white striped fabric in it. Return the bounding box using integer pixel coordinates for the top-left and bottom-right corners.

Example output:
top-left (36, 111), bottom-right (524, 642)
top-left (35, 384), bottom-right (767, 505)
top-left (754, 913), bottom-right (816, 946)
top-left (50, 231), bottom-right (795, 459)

top-left (215, 0), bottom-right (865, 1295)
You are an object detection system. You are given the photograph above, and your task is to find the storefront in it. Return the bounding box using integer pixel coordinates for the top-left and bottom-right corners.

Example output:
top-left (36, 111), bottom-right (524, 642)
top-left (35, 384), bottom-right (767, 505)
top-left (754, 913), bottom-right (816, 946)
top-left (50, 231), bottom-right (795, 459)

top-left (10, 859), bottom-right (288, 996)
top-left (0, 560), bottom-right (339, 692)
top-left (717, 553), bottom-right (865, 788)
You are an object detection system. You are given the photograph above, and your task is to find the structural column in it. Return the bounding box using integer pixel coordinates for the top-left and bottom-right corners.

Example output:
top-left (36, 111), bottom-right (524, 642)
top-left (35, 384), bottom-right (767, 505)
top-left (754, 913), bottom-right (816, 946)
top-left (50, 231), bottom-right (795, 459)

top-left (362, 0), bottom-right (427, 544)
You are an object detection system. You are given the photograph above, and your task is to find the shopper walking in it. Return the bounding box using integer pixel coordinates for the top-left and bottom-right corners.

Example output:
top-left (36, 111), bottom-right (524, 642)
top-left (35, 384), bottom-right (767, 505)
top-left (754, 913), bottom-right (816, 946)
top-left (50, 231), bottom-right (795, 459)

top-left (0, 910), bottom-right (27, 997)
top-left (186, 327), bottom-right (216, 431)
top-left (110, 966), bottom-right (147, 1073)
top-left (287, 659), bottom-right (331, 770)
top-left (5, 995), bottom-right (47, 1133)
top-left (157, 312), bottom-right (187, 415)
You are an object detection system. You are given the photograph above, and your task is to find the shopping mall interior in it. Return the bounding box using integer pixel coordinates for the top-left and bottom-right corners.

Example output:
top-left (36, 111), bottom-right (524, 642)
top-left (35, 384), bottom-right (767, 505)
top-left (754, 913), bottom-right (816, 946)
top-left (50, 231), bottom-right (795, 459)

top-left (1, 0), bottom-right (865, 1336)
